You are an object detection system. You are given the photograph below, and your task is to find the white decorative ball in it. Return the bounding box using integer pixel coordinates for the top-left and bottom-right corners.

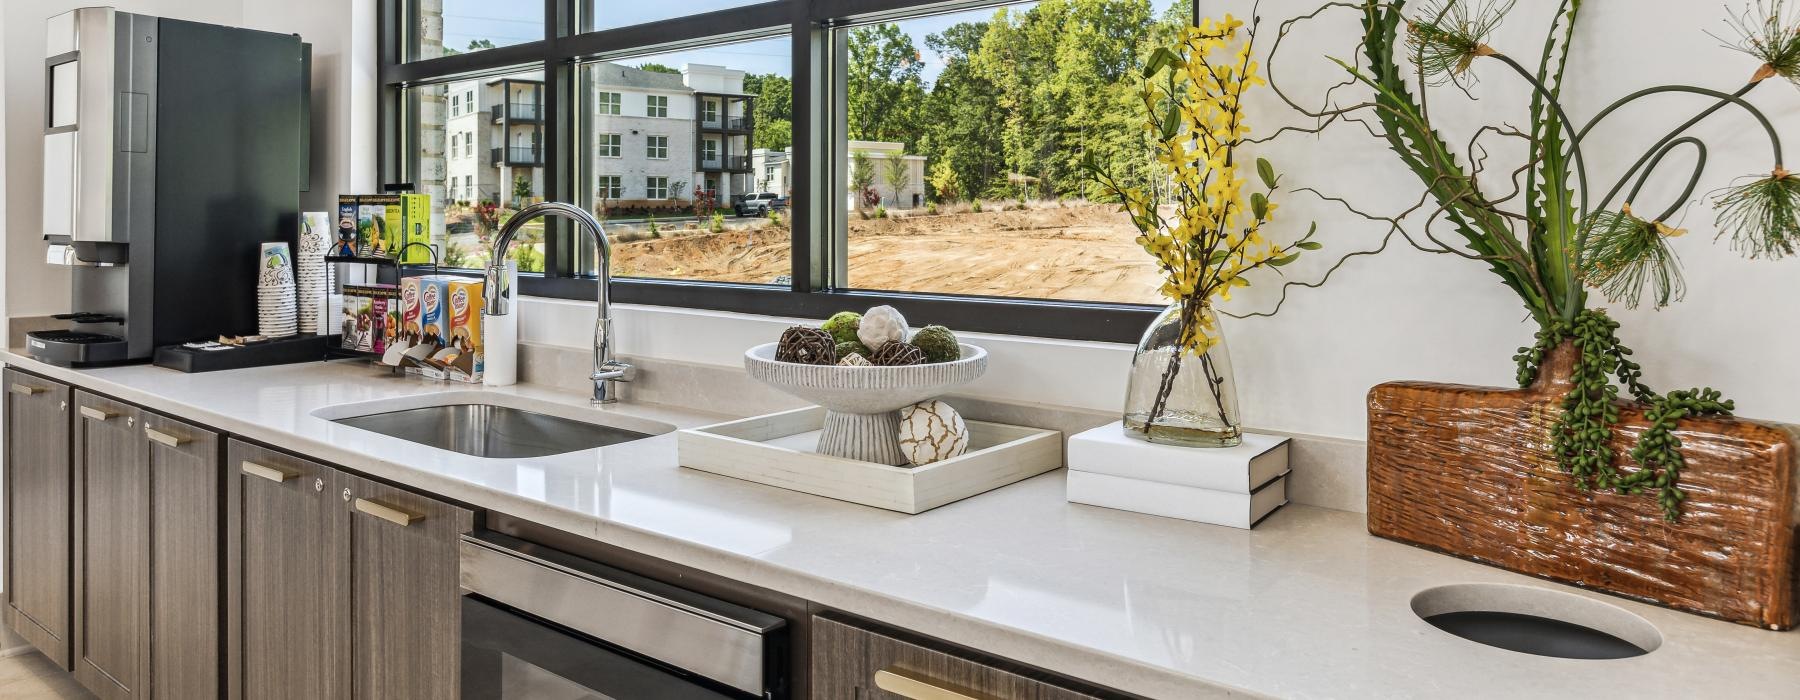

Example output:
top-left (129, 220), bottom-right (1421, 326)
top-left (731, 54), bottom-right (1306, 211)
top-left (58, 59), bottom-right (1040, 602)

top-left (897, 400), bottom-right (969, 466)
top-left (838, 352), bottom-right (872, 366)
top-left (858, 305), bottom-right (908, 351)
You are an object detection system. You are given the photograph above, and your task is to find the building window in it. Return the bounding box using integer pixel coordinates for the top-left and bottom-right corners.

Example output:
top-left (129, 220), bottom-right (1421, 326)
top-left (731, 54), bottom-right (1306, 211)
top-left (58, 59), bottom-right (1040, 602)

top-left (450, 133), bottom-right (460, 157)
top-left (701, 99), bottom-right (719, 124)
top-left (597, 91), bottom-right (621, 115)
top-left (646, 95), bottom-right (668, 118)
top-left (646, 176), bottom-right (669, 200)
top-left (450, 93), bottom-right (461, 116)
top-left (701, 138), bottom-right (719, 163)
top-left (597, 133), bottom-right (621, 158)
top-left (464, 132), bottom-right (473, 158)
top-left (646, 135), bottom-right (668, 160)
top-left (596, 175), bottom-right (623, 200)
top-left (465, 89), bottom-right (474, 109)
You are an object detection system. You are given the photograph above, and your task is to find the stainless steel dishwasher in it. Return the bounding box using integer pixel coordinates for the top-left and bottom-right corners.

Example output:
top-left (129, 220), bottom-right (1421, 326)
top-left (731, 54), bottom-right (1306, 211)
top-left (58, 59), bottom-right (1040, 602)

top-left (459, 532), bottom-right (789, 699)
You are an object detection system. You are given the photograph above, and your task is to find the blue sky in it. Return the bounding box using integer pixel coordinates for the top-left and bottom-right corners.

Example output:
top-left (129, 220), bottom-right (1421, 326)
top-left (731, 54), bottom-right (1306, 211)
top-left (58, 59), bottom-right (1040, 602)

top-left (442, 1), bottom-right (1186, 83)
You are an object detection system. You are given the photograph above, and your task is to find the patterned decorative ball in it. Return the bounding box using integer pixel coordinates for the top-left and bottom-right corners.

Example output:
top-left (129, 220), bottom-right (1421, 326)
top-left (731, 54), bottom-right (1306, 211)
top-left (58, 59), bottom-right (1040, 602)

top-left (898, 400), bottom-right (969, 466)
top-left (857, 305), bottom-right (908, 351)
top-left (835, 339), bottom-right (871, 359)
top-left (775, 326), bottom-right (837, 365)
top-left (838, 352), bottom-right (872, 366)
top-left (822, 311), bottom-right (862, 344)
top-left (869, 341), bottom-right (926, 366)
top-left (909, 325), bottom-right (961, 363)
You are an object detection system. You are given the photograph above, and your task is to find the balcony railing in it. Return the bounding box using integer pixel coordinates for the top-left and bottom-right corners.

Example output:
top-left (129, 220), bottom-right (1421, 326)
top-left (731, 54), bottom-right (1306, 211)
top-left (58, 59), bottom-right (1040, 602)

top-left (700, 115), bottom-right (752, 131)
top-left (700, 154), bottom-right (751, 172)
top-left (492, 102), bottom-right (541, 122)
top-left (491, 146), bottom-right (544, 167)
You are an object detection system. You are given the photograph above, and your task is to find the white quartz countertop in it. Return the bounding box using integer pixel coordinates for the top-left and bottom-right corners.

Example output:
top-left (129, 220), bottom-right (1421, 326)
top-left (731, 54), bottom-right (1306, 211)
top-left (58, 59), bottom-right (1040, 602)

top-left (6, 352), bottom-right (1796, 699)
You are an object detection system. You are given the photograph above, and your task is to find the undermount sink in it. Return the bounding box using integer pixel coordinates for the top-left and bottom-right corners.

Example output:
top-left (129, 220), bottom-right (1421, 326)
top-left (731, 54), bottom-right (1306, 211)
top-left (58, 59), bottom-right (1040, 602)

top-left (322, 395), bottom-right (671, 458)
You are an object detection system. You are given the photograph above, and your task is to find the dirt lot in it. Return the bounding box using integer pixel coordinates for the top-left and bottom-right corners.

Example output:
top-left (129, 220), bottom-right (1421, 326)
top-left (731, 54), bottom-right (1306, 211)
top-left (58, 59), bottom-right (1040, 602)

top-left (608, 203), bottom-right (1164, 304)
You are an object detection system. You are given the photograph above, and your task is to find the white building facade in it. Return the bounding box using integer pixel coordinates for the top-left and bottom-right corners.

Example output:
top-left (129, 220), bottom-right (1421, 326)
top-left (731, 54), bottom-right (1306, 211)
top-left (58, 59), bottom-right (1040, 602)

top-left (444, 74), bottom-right (546, 206)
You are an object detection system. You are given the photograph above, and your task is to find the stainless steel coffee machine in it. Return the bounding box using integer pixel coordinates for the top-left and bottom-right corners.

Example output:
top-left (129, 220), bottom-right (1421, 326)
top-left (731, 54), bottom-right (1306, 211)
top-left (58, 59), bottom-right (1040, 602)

top-left (27, 7), bottom-right (308, 365)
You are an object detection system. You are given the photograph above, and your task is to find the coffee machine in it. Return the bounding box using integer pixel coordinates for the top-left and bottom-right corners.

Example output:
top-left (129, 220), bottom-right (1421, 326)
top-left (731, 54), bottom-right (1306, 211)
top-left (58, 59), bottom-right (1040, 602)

top-left (27, 7), bottom-right (308, 365)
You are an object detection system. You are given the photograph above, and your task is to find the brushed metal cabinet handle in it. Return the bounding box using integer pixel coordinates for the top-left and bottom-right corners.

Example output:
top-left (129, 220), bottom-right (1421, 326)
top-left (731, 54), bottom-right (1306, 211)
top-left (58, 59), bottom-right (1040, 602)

top-left (241, 461), bottom-right (296, 483)
top-left (10, 383), bottom-right (42, 396)
top-left (144, 427), bottom-right (188, 447)
top-left (78, 406), bottom-right (115, 421)
top-left (873, 668), bottom-right (985, 700)
top-left (353, 498), bottom-right (420, 527)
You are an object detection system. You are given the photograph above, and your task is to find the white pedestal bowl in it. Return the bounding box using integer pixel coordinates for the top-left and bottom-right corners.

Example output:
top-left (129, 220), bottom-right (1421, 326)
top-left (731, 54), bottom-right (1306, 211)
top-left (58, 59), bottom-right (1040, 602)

top-left (745, 342), bottom-right (988, 465)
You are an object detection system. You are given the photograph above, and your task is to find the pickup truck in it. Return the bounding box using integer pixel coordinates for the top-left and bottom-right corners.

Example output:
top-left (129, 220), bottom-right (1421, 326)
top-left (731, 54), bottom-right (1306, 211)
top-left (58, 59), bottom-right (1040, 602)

top-left (733, 192), bottom-right (788, 217)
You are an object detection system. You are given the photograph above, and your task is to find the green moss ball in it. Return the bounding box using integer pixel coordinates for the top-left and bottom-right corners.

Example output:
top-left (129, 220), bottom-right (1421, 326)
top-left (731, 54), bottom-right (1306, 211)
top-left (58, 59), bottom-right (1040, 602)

top-left (836, 340), bottom-right (871, 359)
top-left (822, 311), bottom-right (862, 344)
top-left (910, 325), bottom-right (961, 363)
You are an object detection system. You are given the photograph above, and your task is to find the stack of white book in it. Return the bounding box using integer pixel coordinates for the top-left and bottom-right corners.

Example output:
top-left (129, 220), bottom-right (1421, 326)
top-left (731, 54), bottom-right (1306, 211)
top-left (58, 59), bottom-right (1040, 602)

top-left (1065, 422), bottom-right (1290, 529)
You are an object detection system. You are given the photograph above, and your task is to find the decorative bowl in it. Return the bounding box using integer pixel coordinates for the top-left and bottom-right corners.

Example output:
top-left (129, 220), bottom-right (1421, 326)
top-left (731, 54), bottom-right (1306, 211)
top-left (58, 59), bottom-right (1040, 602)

top-left (745, 342), bottom-right (988, 465)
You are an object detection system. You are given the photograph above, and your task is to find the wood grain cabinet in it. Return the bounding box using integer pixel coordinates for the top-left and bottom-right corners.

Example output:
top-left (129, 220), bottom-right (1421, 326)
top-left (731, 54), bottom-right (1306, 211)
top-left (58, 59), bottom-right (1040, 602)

top-left (227, 441), bottom-right (348, 700)
top-left (3, 370), bottom-right (73, 670)
top-left (72, 392), bottom-right (222, 700)
top-left (812, 615), bottom-right (1109, 700)
top-left (226, 439), bottom-right (471, 700)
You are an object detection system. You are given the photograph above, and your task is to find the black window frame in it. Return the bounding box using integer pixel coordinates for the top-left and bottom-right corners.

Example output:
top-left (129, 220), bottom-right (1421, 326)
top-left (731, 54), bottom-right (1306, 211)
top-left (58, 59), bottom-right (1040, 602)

top-left (378, 0), bottom-right (1197, 343)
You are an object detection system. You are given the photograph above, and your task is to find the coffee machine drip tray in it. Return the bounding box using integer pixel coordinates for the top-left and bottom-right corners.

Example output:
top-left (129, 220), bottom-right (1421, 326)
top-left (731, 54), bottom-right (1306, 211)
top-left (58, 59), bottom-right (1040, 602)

top-left (25, 330), bottom-right (131, 366)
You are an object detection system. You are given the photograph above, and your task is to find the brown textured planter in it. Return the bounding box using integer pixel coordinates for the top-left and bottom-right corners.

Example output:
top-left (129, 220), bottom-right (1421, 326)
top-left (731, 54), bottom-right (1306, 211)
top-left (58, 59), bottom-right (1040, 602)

top-left (1367, 342), bottom-right (1800, 630)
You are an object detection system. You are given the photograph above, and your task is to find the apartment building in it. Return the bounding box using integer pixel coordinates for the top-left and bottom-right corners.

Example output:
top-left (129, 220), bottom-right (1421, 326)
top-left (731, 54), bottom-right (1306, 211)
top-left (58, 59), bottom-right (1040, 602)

top-left (590, 62), bottom-right (755, 208)
top-left (444, 74), bottom-right (546, 206)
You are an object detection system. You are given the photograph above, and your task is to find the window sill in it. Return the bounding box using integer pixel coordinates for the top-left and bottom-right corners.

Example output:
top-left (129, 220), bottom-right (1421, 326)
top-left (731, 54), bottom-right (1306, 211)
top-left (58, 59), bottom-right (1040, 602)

top-left (517, 275), bottom-right (1158, 344)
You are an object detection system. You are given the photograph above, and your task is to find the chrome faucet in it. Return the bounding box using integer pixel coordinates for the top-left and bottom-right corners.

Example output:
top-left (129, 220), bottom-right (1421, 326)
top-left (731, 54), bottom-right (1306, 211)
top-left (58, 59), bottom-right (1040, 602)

top-left (483, 201), bottom-right (634, 404)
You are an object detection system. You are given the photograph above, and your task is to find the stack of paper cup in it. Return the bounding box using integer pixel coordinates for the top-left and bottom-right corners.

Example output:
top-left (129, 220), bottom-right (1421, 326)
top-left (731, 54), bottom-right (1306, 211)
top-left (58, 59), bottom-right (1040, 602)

top-left (257, 242), bottom-right (298, 337)
top-left (296, 212), bottom-right (334, 334)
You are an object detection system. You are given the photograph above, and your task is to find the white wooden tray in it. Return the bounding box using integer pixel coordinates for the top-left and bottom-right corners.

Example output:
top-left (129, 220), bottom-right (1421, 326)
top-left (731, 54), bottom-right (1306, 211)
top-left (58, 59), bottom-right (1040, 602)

top-left (678, 406), bottom-right (1063, 514)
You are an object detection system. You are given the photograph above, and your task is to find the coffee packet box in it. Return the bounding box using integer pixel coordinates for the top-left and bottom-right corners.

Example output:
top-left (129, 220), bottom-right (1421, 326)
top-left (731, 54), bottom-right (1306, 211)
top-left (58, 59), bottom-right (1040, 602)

top-left (400, 193), bottom-right (433, 264)
top-left (445, 278), bottom-right (484, 382)
top-left (366, 284), bottom-right (399, 354)
top-left (415, 275), bottom-right (453, 349)
top-left (399, 277), bottom-right (424, 344)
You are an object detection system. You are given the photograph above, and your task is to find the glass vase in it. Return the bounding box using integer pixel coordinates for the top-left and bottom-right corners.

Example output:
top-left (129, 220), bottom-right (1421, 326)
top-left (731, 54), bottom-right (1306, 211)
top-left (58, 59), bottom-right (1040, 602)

top-left (1121, 302), bottom-right (1242, 447)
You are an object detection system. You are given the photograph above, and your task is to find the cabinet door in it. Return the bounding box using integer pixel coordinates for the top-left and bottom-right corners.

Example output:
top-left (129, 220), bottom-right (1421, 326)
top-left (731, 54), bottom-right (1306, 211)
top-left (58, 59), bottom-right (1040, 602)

top-left (812, 615), bottom-right (1109, 700)
top-left (226, 440), bottom-right (349, 700)
top-left (72, 391), bottom-right (147, 700)
top-left (341, 473), bottom-right (471, 700)
top-left (142, 412), bottom-right (222, 700)
top-left (3, 370), bottom-right (72, 670)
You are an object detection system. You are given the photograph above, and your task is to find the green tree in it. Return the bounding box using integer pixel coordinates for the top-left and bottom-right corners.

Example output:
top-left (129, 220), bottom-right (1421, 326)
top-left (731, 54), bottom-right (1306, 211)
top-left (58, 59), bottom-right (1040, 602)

top-left (636, 62), bottom-right (681, 75)
top-left (846, 24), bottom-right (926, 147)
top-left (883, 154), bottom-right (912, 207)
top-left (920, 20), bottom-right (1005, 200)
top-left (511, 174), bottom-right (534, 208)
top-left (850, 151), bottom-right (876, 216)
top-left (467, 38), bottom-right (496, 52)
top-left (743, 73), bottom-right (794, 151)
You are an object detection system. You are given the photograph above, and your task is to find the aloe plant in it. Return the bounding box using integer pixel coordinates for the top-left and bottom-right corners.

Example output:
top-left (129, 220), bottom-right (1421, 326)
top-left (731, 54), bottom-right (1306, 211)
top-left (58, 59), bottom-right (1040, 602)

top-left (1269, 0), bottom-right (1800, 519)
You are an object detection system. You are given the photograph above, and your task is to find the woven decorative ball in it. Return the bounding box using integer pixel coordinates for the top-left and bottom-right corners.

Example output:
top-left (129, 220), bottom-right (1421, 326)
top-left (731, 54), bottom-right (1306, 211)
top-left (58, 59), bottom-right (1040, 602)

top-left (775, 326), bottom-right (837, 365)
top-left (838, 352), bottom-right (872, 366)
top-left (858, 305), bottom-right (908, 351)
top-left (869, 341), bottom-right (926, 366)
top-left (898, 400), bottom-right (969, 466)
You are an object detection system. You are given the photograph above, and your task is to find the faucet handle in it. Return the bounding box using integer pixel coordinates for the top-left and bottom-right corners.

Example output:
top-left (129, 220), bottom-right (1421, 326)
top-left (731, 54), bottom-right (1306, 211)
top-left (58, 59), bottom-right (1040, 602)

top-left (592, 360), bottom-right (635, 383)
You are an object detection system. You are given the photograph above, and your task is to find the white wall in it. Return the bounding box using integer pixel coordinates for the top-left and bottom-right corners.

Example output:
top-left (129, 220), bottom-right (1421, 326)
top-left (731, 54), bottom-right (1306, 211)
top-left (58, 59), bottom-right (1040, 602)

top-left (3, 0), bottom-right (373, 318)
top-left (1184, 0), bottom-right (1800, 439)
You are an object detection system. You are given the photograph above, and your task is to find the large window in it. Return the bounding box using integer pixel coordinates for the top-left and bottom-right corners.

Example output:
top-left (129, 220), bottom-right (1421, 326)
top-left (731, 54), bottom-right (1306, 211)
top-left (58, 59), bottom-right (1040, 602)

top-left (385, 0), bottom-right (1195, 342)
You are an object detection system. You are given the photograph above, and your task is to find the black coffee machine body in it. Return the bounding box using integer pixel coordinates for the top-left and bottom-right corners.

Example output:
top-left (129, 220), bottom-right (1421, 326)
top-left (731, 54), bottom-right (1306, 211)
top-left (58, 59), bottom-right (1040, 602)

top-left (28, 7), bottom-right (307, 366)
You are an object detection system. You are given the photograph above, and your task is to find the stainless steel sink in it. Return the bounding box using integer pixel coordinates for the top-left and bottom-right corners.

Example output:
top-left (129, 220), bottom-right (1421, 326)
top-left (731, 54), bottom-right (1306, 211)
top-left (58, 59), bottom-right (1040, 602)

top-left (331, 403), bottom-right (655, 458)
